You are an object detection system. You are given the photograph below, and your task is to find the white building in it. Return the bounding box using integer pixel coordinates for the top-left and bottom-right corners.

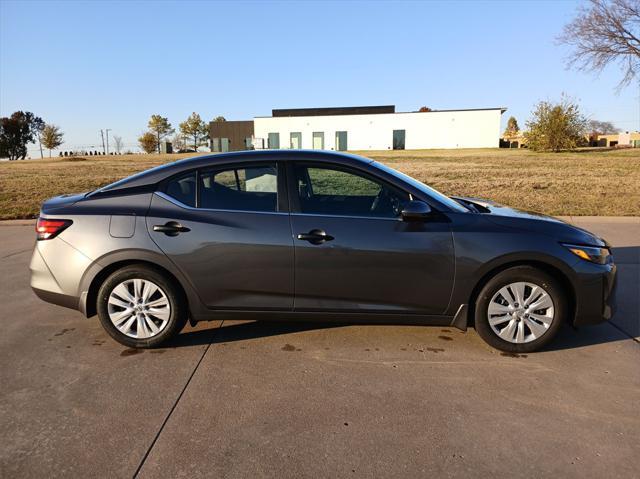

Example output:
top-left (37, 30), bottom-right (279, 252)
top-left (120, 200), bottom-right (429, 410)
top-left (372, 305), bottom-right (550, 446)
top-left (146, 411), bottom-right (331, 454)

top-left (252, 105), bottom-right (505, 151)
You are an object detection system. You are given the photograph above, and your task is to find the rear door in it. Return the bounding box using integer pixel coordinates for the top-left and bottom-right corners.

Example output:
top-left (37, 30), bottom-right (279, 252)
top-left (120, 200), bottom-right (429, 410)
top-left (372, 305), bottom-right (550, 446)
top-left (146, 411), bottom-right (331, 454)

top-left (288, 162), bottom-right (454, 314)
top-left (147, 161), bottom-right (294, 310)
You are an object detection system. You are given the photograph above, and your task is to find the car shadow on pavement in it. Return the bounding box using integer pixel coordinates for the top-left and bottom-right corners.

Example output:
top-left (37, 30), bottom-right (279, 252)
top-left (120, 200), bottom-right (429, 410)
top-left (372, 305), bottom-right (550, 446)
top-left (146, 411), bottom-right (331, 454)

top-left (165, 319), bottom-right (633, 352)
top-left (166, 320), bottom-right (346, 348)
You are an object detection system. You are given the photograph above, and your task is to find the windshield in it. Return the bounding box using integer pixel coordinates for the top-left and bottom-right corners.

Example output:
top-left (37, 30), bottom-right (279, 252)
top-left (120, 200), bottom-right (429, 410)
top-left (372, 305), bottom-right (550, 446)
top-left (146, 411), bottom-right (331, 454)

top-left (373, 161), bottom-right (468, 212)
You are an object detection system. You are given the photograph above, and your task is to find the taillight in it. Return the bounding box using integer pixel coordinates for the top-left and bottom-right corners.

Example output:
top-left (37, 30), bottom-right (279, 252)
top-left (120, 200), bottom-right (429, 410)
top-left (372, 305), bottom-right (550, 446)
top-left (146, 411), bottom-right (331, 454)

top-left (36, 217), bottom-right (72, 240)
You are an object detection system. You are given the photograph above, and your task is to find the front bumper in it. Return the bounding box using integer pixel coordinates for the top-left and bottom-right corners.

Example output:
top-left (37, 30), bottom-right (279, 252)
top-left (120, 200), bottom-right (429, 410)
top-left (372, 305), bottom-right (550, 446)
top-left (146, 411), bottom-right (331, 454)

top-left (572, 261), bottom-right (617, 326)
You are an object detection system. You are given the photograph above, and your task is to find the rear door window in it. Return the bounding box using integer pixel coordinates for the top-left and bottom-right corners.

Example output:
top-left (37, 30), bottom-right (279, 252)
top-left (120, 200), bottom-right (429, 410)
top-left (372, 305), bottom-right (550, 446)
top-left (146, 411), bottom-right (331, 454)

top-left (199, 164), bottom-right (278, 212)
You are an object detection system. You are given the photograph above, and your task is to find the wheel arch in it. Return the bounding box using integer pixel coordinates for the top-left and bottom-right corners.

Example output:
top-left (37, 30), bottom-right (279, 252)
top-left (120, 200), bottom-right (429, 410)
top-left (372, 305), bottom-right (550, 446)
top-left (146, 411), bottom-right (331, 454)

top-left (80, 250), bottom-right (199, 318)
top-left (465, 259), bottom-right (576, 328)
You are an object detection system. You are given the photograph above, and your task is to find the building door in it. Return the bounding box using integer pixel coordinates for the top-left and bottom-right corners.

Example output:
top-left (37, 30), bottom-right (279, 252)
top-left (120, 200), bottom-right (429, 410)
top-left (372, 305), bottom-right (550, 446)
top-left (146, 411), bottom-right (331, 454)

top-left (335, 131), bottom-right (348, 151)
top-left (312, 132), bottom-right (324, 149)
top-left (290, 132), bottom-right (302, 149)
top-left (268, 133), bottom-right (280, 149)
top-left (221, 138), bottom-right (230, 152)
top-left (393, 130), bottom-right (405, 150)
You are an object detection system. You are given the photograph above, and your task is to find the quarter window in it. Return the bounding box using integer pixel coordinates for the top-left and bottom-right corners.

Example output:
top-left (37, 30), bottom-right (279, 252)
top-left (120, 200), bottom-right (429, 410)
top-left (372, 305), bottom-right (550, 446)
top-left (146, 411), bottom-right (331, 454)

top-left (199, 164), bottom-right (278, 212)
top-left (163, 172), bottom-right (196, 207)
top-left (293, 164), bottom-right (408, 218)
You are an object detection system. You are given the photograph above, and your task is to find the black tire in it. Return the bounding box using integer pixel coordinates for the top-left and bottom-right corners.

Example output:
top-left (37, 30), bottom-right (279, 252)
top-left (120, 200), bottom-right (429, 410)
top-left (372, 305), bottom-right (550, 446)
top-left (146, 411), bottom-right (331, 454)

top-left (96, 264), bottom-right (188, 348)
top-left (474, 266), bottom-right (567, 353)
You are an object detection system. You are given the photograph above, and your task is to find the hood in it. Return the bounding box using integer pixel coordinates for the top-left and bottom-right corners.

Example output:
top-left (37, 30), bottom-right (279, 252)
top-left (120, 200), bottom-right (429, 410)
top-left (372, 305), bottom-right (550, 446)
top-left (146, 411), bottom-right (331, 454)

top-left (41, 192), bottom-right (87, 214)
top-left (452, 196), bottom-right (608, 247)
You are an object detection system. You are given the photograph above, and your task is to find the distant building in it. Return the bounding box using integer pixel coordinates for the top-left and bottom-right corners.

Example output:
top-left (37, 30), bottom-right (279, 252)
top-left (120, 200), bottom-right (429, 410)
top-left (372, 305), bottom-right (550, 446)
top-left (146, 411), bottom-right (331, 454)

top-left (500, 131), bottom-right (640, 149)
top-left (589, 132), bottom-right (640, 148)
top-left (209, 105), bottom-right (506, 152)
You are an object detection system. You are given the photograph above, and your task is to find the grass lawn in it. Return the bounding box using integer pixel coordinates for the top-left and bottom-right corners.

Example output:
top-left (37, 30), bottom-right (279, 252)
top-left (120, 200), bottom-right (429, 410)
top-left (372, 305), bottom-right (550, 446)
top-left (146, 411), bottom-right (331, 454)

top-left (0, 148), bottom-right (638, 219)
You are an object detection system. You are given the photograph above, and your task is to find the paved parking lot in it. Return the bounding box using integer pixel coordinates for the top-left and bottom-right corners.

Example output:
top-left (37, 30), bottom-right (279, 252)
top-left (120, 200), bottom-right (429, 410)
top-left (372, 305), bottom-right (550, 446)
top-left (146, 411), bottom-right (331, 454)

top-left (1, 218), bottom-right (638, 478)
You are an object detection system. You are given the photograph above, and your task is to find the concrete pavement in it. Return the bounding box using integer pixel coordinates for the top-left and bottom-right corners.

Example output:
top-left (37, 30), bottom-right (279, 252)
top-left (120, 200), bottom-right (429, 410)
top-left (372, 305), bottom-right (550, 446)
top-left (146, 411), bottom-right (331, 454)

top-left (1, 219), bottom-right (638, 478)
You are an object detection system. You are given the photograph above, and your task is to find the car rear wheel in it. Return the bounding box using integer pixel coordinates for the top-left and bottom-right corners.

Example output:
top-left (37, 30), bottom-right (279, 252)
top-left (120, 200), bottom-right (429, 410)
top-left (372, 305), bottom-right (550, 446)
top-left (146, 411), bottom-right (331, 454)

top-left (474, 266), bottom-right (567, 353)
top-left (97, 264), bottom-right (188, 348)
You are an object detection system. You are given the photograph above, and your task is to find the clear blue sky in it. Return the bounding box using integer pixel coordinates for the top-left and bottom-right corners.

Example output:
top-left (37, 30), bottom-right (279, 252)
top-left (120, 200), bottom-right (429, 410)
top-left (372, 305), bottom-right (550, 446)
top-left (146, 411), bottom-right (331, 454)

top-left (1, 0), bottom-right (638, 153)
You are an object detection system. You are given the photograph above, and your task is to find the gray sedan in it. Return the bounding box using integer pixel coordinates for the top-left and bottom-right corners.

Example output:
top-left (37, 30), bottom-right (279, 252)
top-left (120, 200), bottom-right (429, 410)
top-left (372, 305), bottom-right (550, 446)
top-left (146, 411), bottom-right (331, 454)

top-left (30, 150), bottom-right (616, 352)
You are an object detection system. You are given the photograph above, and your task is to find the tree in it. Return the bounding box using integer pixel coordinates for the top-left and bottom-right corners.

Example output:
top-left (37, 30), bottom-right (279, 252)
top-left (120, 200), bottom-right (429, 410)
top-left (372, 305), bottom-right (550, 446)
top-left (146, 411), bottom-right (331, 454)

top-left (559, 0), bottom-right (640, 88)
top-left (587, 120), bottom-right (619, 135)
top-left (171, 133), bottom-right (187, 151)
top-left (503, 116), bottom-right (520, 138)
top-left (524, 97), bottom-right (588, 152)
top-left (179, 112), bottom-right (209, 151)
top-left (40, 124), bottom-right (64, 157)
top-left (212, 116), bottom-right (226, 122)
top-left (147, 115), bottom-right (174, 153)
top-left (0, 111), bottom-right (44, 160)
top-left (418, 106), bottom-right (432, 112)
top-left (113, 135), bottom-right (124, 154)
top-left (138, 132), bottom-right (158, 154)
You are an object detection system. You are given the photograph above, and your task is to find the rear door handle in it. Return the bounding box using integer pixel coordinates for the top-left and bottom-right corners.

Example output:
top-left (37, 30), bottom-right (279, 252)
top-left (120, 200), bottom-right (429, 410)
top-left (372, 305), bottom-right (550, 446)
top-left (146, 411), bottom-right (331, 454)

top-left (296, 229), bottom-right (334, 245)
top-left (153, 221), bottom-right (191, 237)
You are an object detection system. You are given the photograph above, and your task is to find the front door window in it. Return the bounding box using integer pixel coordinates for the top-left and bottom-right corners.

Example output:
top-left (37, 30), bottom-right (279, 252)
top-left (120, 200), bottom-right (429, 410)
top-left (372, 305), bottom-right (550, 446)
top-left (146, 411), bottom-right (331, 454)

top-left (293, 164), bottom-right (407, 218)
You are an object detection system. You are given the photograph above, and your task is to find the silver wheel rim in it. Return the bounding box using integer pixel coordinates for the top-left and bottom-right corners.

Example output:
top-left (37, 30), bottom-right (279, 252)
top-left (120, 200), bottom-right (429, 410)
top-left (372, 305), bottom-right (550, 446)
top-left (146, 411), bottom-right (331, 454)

top-left (487, 281), bottom-right (554, 344)
top-left (107, 279), bottom-right (171, 339)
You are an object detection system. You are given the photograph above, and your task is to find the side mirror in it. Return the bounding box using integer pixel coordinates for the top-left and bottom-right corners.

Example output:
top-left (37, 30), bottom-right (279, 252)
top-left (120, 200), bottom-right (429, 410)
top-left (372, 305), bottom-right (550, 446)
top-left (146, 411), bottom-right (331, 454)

top-left (401, 200), bottom-right (431, 222)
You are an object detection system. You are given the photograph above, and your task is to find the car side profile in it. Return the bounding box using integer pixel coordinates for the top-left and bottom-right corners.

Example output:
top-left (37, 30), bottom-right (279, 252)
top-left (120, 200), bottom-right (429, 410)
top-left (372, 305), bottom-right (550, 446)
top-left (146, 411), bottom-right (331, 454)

top-left (30, 150), bottom-right (616, 352)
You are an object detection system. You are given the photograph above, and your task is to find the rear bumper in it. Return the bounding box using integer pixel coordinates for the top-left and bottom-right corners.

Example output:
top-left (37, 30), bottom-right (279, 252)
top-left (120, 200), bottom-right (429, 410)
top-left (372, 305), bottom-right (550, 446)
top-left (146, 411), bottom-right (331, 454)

top-left (29, 240), bottom-right (88, 314)
top-left (573, 261), bottom-right (617, 326)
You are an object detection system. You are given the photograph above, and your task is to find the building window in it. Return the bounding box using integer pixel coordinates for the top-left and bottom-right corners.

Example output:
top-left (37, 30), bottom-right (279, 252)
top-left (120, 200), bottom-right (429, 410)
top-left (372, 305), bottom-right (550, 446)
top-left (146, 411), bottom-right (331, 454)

top-left (290, 132), bottom-right (302, 149)
top-left (335, 131), bottom-right (348, 151)
top-left (393, 130), bottom-right (405, 150)
top-left (312, 132), bottom-right (324, 149)
top-left (268, 132), bottom-right (280, 149)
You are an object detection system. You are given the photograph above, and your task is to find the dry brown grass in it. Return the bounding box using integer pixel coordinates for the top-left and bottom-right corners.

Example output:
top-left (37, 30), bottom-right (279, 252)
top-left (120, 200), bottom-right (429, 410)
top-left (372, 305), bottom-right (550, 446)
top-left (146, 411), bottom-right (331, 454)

top-left (0, 148), bottom-right (638, 219)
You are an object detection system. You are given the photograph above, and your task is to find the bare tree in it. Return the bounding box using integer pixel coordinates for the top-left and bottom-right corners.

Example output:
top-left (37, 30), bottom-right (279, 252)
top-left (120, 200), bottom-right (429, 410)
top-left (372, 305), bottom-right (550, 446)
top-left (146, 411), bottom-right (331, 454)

top-left (587, 119), bottom-right (619, 134)
top-left (559, 0), bottom-right (640, 88)
top-left (113, 135), bottom-right (123, 154)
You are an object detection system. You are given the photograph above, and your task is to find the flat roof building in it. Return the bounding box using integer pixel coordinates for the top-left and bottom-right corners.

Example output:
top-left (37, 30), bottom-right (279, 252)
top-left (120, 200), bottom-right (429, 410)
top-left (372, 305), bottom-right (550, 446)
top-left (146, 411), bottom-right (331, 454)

top-left (210, 105), bottom-right (506, 152)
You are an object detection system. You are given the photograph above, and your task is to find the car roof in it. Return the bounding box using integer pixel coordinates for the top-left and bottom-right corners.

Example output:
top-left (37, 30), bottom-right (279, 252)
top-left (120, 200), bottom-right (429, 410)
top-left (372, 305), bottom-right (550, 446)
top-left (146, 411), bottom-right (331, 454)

top-left (97, 150), bottom-right (374, 193)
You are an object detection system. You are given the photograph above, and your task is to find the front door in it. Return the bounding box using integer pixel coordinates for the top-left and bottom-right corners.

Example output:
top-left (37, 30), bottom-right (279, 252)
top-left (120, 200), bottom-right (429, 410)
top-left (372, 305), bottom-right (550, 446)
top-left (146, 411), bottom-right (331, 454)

top-left (147, 163), bottom-right (294, 310)
top-left (288, 162), bottom-right (455, 314)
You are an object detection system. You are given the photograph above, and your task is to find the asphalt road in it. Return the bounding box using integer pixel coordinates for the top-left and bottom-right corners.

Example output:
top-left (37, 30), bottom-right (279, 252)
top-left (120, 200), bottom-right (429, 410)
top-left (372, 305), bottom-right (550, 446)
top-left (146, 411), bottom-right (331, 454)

top-left (1, 218), bottom-right (638, 478)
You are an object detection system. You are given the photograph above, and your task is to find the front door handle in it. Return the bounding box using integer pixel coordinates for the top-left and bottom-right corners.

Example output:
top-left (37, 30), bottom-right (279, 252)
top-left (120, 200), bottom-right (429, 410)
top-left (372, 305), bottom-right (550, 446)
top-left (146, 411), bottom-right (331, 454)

top-left (153, 221), bottom-right (191, 237)
top-left (296, 229), bottom-right (334, 245)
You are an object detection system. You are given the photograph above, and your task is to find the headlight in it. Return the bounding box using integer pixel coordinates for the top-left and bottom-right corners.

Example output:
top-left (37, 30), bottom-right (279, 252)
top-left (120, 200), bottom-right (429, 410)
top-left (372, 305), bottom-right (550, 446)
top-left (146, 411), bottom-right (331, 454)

top-left (563, 244), bottom-right (611, 264)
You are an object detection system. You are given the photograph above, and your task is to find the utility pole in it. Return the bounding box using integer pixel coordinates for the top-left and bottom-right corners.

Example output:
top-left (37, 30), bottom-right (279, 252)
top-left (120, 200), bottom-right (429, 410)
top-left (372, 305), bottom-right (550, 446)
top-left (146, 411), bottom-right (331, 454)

top-left (100, 130), bottom-right (106, 155)
top-left (105, 129), bottom-right (112, 155)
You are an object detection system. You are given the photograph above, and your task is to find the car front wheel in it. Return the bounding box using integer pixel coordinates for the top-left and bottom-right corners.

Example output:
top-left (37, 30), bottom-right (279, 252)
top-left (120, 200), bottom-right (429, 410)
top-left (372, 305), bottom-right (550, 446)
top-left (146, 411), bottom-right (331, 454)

top-left (474, 266), bottom-right (567, 353)
top-left (96, 264), bottom-right (188, 348)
